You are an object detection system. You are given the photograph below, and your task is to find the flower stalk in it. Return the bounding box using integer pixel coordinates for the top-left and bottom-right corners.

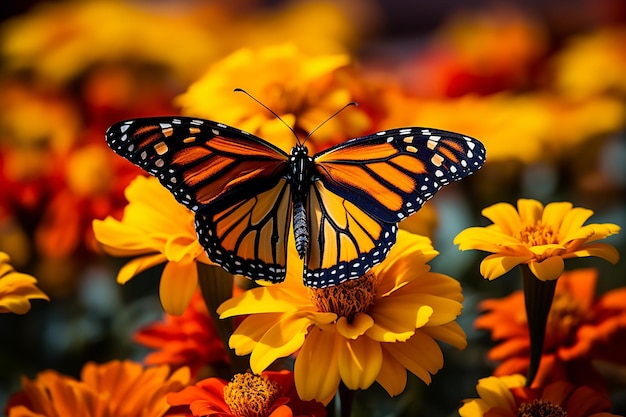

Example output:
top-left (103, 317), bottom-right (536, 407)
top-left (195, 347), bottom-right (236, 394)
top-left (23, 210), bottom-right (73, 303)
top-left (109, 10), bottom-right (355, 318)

top-left (520, 264), bottom-right (557, 386)
top-left (197, 263), bottom-right (249, 376)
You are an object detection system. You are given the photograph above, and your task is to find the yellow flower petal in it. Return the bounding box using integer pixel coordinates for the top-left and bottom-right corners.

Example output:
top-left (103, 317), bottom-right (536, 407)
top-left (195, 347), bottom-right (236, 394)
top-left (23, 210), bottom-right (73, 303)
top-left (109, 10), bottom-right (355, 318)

top-left (376, 350), bottom-right (408, 396)
top-left (159, 261), bottom-right (197, 315)
top-left (92, 217), bottom-right (157, 257)
top-left (367, 299), bottom-right (429, 342)
top-left (421, 322), bottom-right (468, 350)
top-left (541, 202), bottom-right (572, 230)
top-left (381, 331), bottom-right (444, 385)
top-left (557, 206), bottom-right (593, 240)
top-left (454, 227), bottom-right (523, 252)
top-left (229, 313), bottom-right (283, 355)
top-left (481, 202), bottom-right (522, 235)
top-left (338, 337), bottom-right (382, 390)
top-left (250, 314), bottom-right (314, 373)
top-left (336, 314), bottom-right (374, 339)
top-left (218, 286), bottom-right (309, 317)
top-left (0, 269), bottom-right (49, 314)
top-left (294, 327), bottom-right (341, 402)
top-left (517, 198), bottom-right (544, 224)
top-left (479, 254), bottom-right (534, 280)
top-left (117, 254), bottom-right (166, 284)
top-left (527, 243), bottom-right (565, 257)
top-left (564, 243), bottom-right (620, 264)
top-left (527, 256), bottom-right (564, 281)
top-left (465, 375), bottom-right (523, 415)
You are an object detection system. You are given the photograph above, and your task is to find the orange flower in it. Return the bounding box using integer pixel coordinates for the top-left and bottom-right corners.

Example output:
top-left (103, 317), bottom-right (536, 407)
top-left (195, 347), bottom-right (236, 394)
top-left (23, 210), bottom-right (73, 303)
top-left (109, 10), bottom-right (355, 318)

top-left (134, 290), bottom-right (229, 378)
top-left (0, 252), bottom-right (48, 314)
top-left (5, 360), bottom-right (190, 417)
top-left (475, 269), bottom-right (626, 390)
top-left (167, 370), bottom-right (326, 417)
top-left (459, 374), bottom-right (618, 417)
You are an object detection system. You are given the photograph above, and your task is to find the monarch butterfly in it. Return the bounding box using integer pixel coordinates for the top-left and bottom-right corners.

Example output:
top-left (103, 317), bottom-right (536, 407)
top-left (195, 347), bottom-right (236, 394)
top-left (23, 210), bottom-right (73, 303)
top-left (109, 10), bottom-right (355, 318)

top-left (105, 108), bottom-right (485, 288)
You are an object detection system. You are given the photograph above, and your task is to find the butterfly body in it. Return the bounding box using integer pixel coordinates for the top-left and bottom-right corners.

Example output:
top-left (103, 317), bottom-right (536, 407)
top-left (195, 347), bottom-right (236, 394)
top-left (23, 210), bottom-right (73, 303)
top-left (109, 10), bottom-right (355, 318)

top-left (106, 116), bottom-right (485, 288)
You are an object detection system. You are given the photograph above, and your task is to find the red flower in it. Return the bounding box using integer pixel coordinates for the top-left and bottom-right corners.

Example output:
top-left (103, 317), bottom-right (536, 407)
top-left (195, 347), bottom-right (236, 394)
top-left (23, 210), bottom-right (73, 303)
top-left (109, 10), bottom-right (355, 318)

top-left (134, 291), bottom-right (229, 379)
top-left (167, 370), bottom-right (326, 417)
top-left (475, 268), bottom-right (626, 391)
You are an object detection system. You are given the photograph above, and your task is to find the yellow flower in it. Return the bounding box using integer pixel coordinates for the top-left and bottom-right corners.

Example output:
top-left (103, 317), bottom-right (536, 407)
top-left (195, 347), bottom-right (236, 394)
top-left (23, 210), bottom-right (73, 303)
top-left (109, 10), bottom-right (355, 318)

top-left (454, 199), bottom-right (620, 281)
top-left (0, 252), bottom-right (49, 314)
top-left (1, 1), bottom-right (357, 85)
top-left (176, 44), bottom-right (374, 154)
top-left (459, 374), bottom-right (619, 417)
top-left (218, 231), bottom-right (466, 402)
top-left (0, 0), bottom-right (216, 84)
top-left (381, 92), bottom-right (625, 164)
top-left (92, 175), bottom-right (212, 315)
top-left (552, 28), bottom-right (626, 100)
top-left (6, 360), bottom-right (190, 417)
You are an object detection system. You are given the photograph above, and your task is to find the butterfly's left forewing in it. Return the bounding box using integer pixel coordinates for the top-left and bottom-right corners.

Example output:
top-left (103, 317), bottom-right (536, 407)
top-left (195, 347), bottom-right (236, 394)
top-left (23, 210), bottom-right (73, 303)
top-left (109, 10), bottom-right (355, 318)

top-left (305, 127), bottom-right (485, 286)
top-left (105, 117), bottom-right (293, 283)
top-left (313, 127), bottom-right (485, 223)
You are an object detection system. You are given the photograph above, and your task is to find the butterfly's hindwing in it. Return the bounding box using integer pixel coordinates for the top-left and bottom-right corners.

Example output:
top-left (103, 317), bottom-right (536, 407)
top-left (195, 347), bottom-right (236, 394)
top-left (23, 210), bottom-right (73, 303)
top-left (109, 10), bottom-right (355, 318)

top-left (304, 180), bottom-right (397, 287)
top-left (313, 127), bottom-right (486, 223)
top-left (195, 177), bottom-right (292, 283)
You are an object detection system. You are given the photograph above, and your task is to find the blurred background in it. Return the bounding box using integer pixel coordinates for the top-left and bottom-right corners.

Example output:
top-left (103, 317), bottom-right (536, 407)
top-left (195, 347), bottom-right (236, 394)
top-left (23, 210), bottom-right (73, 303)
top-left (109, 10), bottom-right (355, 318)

top-left (1, 0), bottom-right (625, 416)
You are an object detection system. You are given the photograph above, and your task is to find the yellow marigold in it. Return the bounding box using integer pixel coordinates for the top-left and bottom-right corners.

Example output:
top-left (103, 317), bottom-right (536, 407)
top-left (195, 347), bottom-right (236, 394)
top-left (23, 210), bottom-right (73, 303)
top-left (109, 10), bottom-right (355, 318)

top-left (1, 0), bottom-right (358, 85)
top-left (0, 252), bottom-right (48, 314)
top-left (92, 175), bottom-right (212, 315)
top-left (381, 92), bottom-right (625, 164)
top-left (459, 374), bottom-right (619, 417)
top-left (218, 231), bottom-right (466, 402)
top-left (552, 28), bottom-right (626, 100)
top-left (0, 0), bottom-right (216, 84)
top-left (454, 199), bottom-right (620, 281)
top-left (176, 43), bottom-right (374, 154)
top-left (5, 360), bottom-right (190, 417)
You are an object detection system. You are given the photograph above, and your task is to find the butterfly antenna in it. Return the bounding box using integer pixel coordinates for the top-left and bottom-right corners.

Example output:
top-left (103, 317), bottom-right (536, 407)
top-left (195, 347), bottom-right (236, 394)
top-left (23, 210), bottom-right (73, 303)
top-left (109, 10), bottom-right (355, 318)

top-left (234, 88), bottom-right (301, 143)
top-left (302, 101), bottom-right (358, 146)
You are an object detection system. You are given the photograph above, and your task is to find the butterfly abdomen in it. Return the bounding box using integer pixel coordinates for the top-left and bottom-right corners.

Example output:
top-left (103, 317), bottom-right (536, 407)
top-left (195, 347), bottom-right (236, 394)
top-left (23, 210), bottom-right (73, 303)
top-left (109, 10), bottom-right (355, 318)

top-left (289, 145), bottom-right (313, 260)
top-left (293, 200), bottom-right (308, 258)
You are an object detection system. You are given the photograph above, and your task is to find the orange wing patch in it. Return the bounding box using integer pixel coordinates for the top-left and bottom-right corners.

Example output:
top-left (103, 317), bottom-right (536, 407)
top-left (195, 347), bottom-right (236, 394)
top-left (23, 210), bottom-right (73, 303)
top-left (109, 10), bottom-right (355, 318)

top-left (304, 181), bottom-right (395, 287)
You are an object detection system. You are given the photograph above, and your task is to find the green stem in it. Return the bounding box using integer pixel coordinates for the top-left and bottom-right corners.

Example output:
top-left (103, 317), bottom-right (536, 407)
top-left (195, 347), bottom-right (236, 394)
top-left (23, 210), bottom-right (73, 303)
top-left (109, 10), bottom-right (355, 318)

top-left (520, 264), bottom-right (557, 387)
top-left (197, 262), bottom-right (250, 377)
top-left (338, 382), bottom-right (354, 417)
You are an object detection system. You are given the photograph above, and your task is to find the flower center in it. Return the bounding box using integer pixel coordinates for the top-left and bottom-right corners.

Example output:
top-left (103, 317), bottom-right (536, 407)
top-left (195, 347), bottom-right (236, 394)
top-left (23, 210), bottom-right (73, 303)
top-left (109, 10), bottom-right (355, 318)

top-left (519, 222), bottom-right (558, 247)
top-left (223, 373), bottom-right (281, 417)
top-left (544, 291), bottom-right (586, 350)
top-left (307, 272), bottom-right (379, 321)
top-left (517, 399), bottom-right (567, 417)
